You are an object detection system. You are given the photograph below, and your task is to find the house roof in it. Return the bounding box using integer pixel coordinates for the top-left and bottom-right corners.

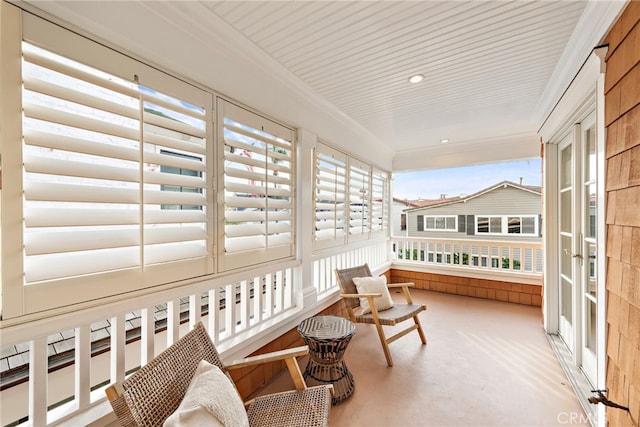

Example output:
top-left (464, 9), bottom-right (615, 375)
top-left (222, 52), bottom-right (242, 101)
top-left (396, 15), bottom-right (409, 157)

top-left (392, 197), bottom-right (422, 208)
top-left (403, 180), bottom-right (541, 213)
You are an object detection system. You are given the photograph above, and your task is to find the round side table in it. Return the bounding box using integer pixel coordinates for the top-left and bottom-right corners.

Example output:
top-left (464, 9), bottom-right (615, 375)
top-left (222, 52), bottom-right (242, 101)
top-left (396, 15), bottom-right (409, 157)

top-left (297, 315), bottom-right (356, 404)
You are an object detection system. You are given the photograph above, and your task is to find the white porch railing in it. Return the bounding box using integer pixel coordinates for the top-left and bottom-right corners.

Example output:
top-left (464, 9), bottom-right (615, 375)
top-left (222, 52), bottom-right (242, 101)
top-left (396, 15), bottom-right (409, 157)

top-left (0, 264), bottom-right (300, 427)
top-left (390, 236), bottom-right (543, 276)
top-left (312, 240), bottom-right (389, 296)
top-left (0, 238), bottom-right (391, 427)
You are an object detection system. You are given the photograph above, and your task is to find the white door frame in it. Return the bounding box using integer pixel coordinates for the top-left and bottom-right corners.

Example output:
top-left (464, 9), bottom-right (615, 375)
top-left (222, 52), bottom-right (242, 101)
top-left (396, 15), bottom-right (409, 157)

top-left (540, 46), bottom-right (608, 426)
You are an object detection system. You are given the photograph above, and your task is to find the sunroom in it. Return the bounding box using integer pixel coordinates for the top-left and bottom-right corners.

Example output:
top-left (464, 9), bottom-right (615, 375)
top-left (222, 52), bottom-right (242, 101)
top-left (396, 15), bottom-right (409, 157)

top-left (1, 1), bottom-right (639, 427)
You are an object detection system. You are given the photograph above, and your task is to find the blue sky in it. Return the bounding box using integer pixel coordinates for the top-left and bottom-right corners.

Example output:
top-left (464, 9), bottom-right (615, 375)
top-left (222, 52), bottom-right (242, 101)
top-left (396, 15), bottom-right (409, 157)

top-left (392, 158), bottom-right (542, 201)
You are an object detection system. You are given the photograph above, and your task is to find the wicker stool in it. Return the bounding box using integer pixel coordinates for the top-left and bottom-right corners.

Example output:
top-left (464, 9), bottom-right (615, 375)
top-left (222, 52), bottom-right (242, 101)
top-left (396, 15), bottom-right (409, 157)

top-left (298, 315), bottom-right (356, 404)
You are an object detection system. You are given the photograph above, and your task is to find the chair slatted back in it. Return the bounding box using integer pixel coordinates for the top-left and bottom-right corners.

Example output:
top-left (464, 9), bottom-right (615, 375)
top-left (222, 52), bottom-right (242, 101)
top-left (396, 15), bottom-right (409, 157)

top-left (335, 263), bottom-right (373, 310)
top-left (108, 322), bottom-right (225, 427)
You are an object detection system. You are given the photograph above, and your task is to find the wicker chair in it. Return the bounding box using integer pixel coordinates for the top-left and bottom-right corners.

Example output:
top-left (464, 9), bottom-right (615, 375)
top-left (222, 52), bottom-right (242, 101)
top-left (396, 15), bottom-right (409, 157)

top-left (335, 264), bottom-right (427, 367)
top-left (105, 322), bottom-right (333, 427)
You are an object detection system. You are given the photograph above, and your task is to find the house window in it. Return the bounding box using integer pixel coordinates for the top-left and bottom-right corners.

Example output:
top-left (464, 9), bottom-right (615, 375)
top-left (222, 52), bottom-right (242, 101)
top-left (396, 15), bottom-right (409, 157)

top-left (348, 158), bottom-right (371, 240)
top-left (160, 150), bottom-right (203, 210)
top-left (477, 216), bottom-right (538, 236)
top-left (313, 143), bottom-right (347, 249)
top-left (508, 216), bottom-right (536, 234)
top-left (19, 42), bottom-right (209, 283)
top-left (422, 216), bottom-right (457, 231)
top-left (400, 214), bottom-right (407, 231)
top-left (370, 168), bottom-right (389, 236)
top-left (312, 143), bottom-right (389, 249)
top-left (218, 99), bottom-right (295, 272)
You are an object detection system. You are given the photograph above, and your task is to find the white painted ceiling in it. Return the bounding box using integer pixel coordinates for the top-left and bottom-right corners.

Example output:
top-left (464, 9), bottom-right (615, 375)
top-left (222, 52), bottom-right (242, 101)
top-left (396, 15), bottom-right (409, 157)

top-left (200, 0), bottom-right (587, 163)
top-left (19, 0), bottom-right (625, 171)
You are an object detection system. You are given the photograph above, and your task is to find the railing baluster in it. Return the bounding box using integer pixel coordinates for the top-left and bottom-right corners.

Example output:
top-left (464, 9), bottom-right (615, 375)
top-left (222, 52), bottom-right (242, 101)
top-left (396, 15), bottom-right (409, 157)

top-left (224, 283), bottom-right (235, 336)
top-left (75, 325), bottom-right (90, 410)
top-left (240, 279), bottom-right (250, 329)
top-left (284, 268), bottom-right (293, 307)
top-left (29, 337), bottom-right (47, 426)
top-left (167, 299), bottom-right (180, 345)
top-left (189, 294), bottom-right (202, 329)
top-left (208, 288), bottom-right (219, 342)
top-left (274, 270), bottom-right (283, 313)
top-left (110, 315), bottom-right (126, 385)
top-left (141, 307), bottom-right (155, 365)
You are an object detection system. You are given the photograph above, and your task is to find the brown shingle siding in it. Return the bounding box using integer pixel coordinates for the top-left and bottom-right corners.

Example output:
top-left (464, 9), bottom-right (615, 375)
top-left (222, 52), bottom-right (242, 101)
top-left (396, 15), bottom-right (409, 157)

top-left (604, 3), bottom-right (640, 425)
top-left (604, 9), bottom-right (640, 92)
top-left (389, 269), bottom-right (542, 307)
top-left (620, 62), bottom-right (640, 114)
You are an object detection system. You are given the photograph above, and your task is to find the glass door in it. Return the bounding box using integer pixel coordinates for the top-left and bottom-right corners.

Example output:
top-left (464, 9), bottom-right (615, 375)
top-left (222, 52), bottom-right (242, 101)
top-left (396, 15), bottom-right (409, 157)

top-left (580, 114), bottom-right (597, 385)
top-left (557, 112), bottom-right (598, 385)
top-left (558, 134), bottom-right (575, 352)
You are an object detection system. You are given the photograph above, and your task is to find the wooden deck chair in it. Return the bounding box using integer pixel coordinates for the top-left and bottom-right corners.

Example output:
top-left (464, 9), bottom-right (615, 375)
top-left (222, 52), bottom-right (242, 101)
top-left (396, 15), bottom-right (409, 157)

top-left (335, 264), bottom-right (427, 367)
top-left (106, 322), bottom-right (333, 427)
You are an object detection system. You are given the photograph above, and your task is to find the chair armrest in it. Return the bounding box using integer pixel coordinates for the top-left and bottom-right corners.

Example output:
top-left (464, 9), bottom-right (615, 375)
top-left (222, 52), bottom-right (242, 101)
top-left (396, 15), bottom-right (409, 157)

top-left (387, 282), bottom-right (415, 288)
top-left (341, 293), bottom-right (382, 298)
top-left (226, 345), bottom-right (308, 369)
top-left (226, 345), bottom-right (309, 390)
top-left (387, 282), bottom-right (416, 304)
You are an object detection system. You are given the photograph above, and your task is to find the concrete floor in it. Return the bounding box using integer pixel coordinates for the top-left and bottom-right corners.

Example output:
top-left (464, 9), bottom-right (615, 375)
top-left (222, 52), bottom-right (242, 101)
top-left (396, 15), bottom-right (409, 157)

top-left (257, 289), bottom-right (589, 427)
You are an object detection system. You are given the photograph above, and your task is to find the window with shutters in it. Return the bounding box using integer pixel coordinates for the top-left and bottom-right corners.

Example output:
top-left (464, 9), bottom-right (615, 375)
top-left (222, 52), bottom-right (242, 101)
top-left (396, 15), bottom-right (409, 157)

top-left (348, 158), bottom-right (371, 241)
top-left (312, 144), bottom-right (389, 249)
top-left (218, 99), bottom-right (295, 272)
top-left (313, 144), bottom-right (347, 250)
top-left (2, 17), bottom-right (212, 317)
top-left (370, 169), bottom-right (389, 236)
top-left (20, 44), bottom-right (209, 282)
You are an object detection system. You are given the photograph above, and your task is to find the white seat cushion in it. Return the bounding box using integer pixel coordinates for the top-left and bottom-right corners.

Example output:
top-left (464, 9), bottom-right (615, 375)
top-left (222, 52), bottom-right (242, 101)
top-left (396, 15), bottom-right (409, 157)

top-left (352, 275), bottom-right (394, 314)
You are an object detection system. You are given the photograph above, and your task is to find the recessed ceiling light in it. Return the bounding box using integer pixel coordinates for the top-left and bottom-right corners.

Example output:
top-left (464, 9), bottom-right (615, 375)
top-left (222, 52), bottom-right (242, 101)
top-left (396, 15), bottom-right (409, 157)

top-left (408, 74), bottom-right (424, 83)
top-left (440, 139), bottom-right (449, 143)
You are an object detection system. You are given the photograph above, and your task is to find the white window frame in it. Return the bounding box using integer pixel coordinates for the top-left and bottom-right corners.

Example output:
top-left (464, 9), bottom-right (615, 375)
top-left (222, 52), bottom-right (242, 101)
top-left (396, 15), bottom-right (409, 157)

top-left (1, 15), bottom-right (214, 318)
top-left (475, 215), bottom-right (538, 236)
top-left (217, 99), bottom-right (296, 272)
top-left (312, 144), bottom-right (390, 250)
top-left (313, 143), bottom-right (347, 250)
top-left (370, 168), bottom-right (390, 237)
top-left (422, 215), bottom-right (457, 231)
top-left (0, 12), bottom-right (299, 318)
top-left (347, 158), bottom-right (371, 242)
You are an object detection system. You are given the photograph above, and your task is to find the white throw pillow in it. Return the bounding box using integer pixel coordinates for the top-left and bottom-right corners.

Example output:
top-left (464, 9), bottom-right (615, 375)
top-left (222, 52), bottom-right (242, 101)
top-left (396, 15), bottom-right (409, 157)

top-left (163, 360), bottom-right (249, 427)
top-left (352, 275), bottom-right (394, 314)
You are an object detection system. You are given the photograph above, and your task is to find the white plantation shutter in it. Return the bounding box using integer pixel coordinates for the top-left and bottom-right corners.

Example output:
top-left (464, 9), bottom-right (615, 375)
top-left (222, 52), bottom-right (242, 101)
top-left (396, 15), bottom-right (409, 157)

top-left (218, 100), bottom-right (295, 271)
top-left (371, 168), bottom-right (389, 236)
top-left (141, 89), bottom-right (208, 266)
top-left (15, 29), bottom-right (212, 312)
top-left (348, 158), bottom-right (371, 241)
top-left (313, 143), bottom-right (347, 250)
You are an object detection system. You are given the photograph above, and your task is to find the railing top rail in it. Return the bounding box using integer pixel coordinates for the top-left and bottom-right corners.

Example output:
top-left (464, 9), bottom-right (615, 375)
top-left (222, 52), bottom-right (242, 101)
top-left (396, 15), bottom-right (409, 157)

top-left (390, 236), bottom-right (543, 246)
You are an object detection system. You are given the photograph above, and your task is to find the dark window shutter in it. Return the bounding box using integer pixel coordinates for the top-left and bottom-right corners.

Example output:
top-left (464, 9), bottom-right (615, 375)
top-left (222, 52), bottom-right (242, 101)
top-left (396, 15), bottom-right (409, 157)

top-left (539, 215), bottom-right (543, 237)
top-left (457, 215), bottom-right (466, 232)
top-left (417, 215), bottom-right (424, 231)
top-left (466, 215), bottom-right (475, 235)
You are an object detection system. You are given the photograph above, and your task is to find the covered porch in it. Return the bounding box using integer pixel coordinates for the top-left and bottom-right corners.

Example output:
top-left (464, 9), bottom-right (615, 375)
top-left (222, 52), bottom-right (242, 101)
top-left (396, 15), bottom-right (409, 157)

top-left (257, 288), bottom-right (589, 427)
top-left (1, 1), bottom-right (639, 427)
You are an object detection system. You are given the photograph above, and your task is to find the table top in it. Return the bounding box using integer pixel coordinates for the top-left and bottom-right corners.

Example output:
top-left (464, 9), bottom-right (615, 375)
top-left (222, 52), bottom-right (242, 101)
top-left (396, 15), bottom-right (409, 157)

top-left (298, 315), bottom-right (355, 341)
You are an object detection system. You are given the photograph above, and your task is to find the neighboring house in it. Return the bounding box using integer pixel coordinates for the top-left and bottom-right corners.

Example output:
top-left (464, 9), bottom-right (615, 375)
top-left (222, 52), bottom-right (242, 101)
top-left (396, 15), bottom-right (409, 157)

top-left (391, 198), bottom-right (420, 236)
top-left (404, 181), bottom-right (542, 242)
